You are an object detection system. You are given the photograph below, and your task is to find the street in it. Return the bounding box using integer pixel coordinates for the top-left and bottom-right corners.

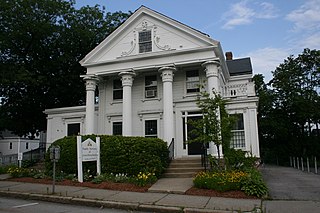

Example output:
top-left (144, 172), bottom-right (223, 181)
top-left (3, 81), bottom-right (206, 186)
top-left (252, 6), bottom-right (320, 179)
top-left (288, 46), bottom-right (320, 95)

top-left (0, 197), bottom-right (147, 213)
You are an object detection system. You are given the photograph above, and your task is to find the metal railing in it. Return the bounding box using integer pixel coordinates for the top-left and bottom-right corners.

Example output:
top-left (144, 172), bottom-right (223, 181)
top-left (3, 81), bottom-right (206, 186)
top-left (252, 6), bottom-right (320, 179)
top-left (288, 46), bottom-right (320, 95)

top-left (290, 156), bottom-right (319, 174)
top-left (201, 143), bottom-right (208, 171)
top-left (168, 138), bottom-right (174, 161)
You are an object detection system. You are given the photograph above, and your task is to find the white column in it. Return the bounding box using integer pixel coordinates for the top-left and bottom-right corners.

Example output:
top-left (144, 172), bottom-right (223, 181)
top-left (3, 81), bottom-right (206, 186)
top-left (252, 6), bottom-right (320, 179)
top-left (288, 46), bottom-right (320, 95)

top-left (159, 67), bottom-right (176, 144)
top-left (119, 71), bottom-right (135, 136)
top-left (84, 76), bottom-right (98, 135)
top-left (202, 60), bottom-right (222, 157)
top-left (202, 60), bottom-right (220, 96)
top-left (247, 107), bottom-right (260, 157)
top-left (97, 80), bottom-right (106, 134)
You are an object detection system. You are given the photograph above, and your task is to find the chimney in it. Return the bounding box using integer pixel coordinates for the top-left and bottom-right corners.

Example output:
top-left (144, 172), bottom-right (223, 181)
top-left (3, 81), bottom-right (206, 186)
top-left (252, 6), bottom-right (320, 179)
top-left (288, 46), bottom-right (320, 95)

top-left (225, 51), bottom-right (233, 60)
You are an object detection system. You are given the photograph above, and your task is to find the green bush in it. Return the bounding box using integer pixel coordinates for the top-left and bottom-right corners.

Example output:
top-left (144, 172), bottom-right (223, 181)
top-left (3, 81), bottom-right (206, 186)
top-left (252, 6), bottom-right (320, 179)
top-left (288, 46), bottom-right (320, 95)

top-left (7, 166), bottom-right (30, 178)
top-left (224, 149), bottom-right (257, 170)
top-left (45, 135), bottom-right (169, 178)
top-left (193, 170), bottom-right (247, 192)
top-left (241, 168), bottom-right (268, 198)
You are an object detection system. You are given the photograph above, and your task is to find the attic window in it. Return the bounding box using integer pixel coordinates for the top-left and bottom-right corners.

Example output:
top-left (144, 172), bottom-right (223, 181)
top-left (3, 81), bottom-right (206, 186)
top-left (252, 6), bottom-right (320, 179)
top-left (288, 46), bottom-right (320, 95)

top-left (139, 30), bottom-right (152, 53)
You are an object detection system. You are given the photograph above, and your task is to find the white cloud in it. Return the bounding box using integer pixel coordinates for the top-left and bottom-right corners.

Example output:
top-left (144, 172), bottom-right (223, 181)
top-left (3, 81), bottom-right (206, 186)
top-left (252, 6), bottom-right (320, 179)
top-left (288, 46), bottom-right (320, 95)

top-left (256, 2), bottom-right (279, 19)
top-left (298, 32), bottom-right (320, 50)
top-left (222, 0), bottom-right (278, 29)
top-left (242, 47), bottom-right (290, 82)
top-left (286, 0), bottom-right (320, 32)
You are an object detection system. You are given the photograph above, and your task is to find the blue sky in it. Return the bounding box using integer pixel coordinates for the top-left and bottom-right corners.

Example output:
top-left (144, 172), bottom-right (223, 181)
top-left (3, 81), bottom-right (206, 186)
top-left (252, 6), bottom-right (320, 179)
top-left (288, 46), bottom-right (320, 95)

top-left (76, 0), bottom-right (320, 81)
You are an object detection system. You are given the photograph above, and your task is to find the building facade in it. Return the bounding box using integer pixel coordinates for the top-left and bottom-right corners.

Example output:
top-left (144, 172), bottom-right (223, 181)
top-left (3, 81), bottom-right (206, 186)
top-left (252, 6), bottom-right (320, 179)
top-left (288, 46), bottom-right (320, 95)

top-left (45, 6), bottom-right (260, 158)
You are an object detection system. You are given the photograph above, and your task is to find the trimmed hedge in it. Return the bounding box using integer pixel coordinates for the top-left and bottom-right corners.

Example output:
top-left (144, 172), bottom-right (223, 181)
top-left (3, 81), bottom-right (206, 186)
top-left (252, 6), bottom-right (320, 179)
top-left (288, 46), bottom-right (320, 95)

top-left (45, 135), bottom-right (169, 177)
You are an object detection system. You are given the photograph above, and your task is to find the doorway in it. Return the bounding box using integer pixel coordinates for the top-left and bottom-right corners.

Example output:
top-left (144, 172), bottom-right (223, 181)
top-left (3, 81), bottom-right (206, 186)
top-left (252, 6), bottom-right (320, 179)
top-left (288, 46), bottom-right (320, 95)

top-left (182, 112), bottom-right (203, 155)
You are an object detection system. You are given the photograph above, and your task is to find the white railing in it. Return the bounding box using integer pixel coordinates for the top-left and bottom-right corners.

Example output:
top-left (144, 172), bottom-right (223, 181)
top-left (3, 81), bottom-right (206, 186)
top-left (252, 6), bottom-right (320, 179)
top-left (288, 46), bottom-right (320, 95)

top-left (223, 82), bottom-right (255, 98)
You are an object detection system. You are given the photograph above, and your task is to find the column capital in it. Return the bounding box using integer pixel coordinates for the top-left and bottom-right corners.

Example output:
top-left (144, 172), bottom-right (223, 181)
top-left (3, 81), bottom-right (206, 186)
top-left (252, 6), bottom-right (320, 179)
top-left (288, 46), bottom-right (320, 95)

top-left (159, 66), bottom-right (176, 82)
top-left (202, 60), bottom-right (220, 78)
top-left (83, 75), bottom-right (99, 91)
top-left (119, 71), bottom-right (136, 87)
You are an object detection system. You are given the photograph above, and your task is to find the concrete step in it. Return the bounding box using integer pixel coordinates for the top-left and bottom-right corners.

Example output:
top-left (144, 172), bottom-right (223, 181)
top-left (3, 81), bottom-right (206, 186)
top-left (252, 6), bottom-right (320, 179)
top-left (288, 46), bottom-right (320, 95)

top-left (165, 167), bottom-right (203, 173)
top-left (163, 157), bottom-right (204, 178)
top-left (169, 162), bottom-right (202, 168)
top-left (163, 172), bottom-right (197, 178)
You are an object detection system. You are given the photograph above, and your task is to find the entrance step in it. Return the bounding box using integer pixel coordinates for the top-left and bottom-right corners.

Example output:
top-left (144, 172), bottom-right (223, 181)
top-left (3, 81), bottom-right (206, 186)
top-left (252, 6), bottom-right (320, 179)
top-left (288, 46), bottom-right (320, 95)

top-left (163, 157), bottom-right (204, 178)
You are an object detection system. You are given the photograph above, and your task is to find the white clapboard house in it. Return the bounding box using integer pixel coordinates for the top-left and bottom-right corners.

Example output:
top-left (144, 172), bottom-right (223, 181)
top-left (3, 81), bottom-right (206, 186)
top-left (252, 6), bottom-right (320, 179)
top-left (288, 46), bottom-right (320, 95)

top-left (44, 6), bottom-right (260, 158)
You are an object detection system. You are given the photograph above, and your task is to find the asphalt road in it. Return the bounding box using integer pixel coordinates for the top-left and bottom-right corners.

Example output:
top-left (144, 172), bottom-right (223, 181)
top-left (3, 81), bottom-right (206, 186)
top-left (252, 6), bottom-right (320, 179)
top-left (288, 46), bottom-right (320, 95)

top-left (260, 165), bottom-right (320, 201)
top-left (0, 197), bottom-right (146, 213)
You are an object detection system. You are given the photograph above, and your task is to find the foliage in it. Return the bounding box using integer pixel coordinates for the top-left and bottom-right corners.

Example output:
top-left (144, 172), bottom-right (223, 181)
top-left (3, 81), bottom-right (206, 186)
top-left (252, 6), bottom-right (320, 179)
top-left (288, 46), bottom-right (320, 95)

top-left (0, 165), bottom-right (10, 174)
top-left (253, 48), bottom-right (320, 164)
top-left (193, 170), bottom-right (247, 192)
top-left (0, 0), bottom-right (130, 136)
top-left (134, 171), bottom-right (157, 186)
top-left (224, 149), bottom-right (257, 171)
top-left (188, 89), bottom-right (236, 163)
top-left (45, 135), bottom-right (169, 178)
top-left (7, 166), bottom-right (30, 178)
top-left (241, 169), bottom-right (268, 198)
top-left (193, 168), bottom-right (268, 197)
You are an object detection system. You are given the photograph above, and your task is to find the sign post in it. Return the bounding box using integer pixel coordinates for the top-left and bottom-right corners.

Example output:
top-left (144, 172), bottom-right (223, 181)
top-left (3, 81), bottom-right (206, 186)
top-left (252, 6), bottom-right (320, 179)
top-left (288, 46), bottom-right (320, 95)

top-left (77, 136), bottom-right (100, 183)
top-left (49, 146), bottom-right (60, 194)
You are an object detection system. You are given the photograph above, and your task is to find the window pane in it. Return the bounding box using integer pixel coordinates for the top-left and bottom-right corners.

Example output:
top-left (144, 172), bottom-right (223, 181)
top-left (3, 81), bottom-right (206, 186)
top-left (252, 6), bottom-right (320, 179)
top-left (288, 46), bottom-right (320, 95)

top-left (145, 75), bottom-right (157, 98)
top-left (139, 31), bottom-right (151, 42)
top-left (113, 122), bottom-right (122, 135)
top-left (186, 70), bottom-right (200, 93)
top-left (139, 31), bottom-right (152, 53)
top-left (67, 123), bottom-right (80, 136)
top-left (113, 79), bottom-right (123, 100)
top-left (230, 114), bottom-right (245, 148)
top-left (145, 120), bottom-right (157, 137)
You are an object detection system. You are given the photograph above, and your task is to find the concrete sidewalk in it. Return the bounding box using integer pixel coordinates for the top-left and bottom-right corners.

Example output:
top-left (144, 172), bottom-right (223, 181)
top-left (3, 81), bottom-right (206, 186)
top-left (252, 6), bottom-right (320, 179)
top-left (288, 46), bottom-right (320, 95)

top-left (0, 180), bottom-right (261, 213)
top-left (1, 166), bottom-right (320, 213)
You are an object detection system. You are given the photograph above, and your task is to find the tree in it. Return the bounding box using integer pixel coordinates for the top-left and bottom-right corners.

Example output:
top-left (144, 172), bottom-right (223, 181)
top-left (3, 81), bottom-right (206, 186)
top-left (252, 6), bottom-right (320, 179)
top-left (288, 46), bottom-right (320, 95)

top-left (189, 89), bottom-right (236, 167)
top-left (0, 0), bottom-right (130, 137)
top-left (254, 48), bottom-right (320, 164)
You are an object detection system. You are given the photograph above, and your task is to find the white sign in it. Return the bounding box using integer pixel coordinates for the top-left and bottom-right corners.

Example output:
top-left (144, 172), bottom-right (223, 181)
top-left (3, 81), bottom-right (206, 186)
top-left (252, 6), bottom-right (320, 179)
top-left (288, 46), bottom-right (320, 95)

top-left (82, 138), bottom-right (98, 162)
top-left (77, 136), bottom-right (101, 183)
top-left (18, 152), bottom-right (23, 161)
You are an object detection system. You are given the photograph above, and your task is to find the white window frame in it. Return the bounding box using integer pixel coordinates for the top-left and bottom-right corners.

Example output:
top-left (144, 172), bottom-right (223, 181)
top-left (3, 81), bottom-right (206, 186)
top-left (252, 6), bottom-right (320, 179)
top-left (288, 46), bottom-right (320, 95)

top-left (144, 74), bottom-right (158, 99)
top-left (112, 120), bottom-right (123, 136)
top-left (230, 113), bottom-right (246, 149)
top-left (144, 119), bottom-right (159, 138)
top-left (138, 30), bottom-right (152, 53)
top-left (112, 78), bottom-right (123, 101)
top-left (65, 122), bottom-right (82, 137)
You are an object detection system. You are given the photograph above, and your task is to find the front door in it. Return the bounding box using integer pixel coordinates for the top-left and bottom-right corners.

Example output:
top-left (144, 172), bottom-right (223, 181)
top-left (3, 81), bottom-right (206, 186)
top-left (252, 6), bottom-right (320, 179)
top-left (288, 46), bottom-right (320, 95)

top-left (183, 112), bottom-right (203, 155)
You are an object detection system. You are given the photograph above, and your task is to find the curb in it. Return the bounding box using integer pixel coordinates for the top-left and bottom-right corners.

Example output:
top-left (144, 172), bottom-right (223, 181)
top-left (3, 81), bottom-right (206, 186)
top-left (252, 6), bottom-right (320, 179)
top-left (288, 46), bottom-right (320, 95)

top-left (0, 190), bottom-right (236, 213)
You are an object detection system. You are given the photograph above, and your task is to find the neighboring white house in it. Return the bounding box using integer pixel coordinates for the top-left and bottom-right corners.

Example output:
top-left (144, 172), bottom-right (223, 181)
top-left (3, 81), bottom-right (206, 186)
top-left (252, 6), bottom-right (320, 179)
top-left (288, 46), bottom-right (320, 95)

top-left (0, 130), bottom-right (41, 165)
top-left (44, 6), bottom-right (260, 158)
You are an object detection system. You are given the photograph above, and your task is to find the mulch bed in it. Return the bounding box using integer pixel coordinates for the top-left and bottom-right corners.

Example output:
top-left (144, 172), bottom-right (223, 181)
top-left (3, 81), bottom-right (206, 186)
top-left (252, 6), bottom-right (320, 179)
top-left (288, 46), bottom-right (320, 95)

top-left (8, 177), bottom-right (257, 199)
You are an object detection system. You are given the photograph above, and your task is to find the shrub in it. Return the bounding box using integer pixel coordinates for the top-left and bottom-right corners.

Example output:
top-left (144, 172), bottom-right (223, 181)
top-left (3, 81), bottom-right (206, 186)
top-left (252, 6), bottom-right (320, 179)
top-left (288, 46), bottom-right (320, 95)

top-left (7, 166), bottom-right (30, 178)
top-left (193, 170), bottom-right (247, 192)
top-left (45, 135), bottom-right (169, 179)
top-left (224, 149), bottom-right (257, 171)
top-left (241, 168), bottom-right (268, 198)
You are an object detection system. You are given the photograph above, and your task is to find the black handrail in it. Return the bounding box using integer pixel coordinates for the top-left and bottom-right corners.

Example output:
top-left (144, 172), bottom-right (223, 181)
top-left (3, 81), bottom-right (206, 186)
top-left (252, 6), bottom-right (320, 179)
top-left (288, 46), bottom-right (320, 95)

top-left (201, 143), bottom-right (208, 171)
top-left (168, 138), bottom-right (174, 161)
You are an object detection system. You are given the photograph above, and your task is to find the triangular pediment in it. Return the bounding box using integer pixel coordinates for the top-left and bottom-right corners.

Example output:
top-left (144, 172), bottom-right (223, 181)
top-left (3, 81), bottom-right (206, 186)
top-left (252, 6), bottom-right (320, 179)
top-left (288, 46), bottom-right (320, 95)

top-left (80, 6), bottom-right (219, 66)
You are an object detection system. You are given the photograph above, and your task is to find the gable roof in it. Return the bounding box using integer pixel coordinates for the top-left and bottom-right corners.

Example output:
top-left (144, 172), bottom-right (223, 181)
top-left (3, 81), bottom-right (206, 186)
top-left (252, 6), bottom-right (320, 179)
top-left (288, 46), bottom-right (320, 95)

top-left (80, 5), bottom-right (220, 66)
top-left (226, 58), bottom-right (253, 76)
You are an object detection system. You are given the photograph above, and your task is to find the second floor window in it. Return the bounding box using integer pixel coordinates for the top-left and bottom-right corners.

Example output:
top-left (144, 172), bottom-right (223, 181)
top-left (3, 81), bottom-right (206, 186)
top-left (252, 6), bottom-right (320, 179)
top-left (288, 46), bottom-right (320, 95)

top-left (113, 79), bottom-right (123, 100)
top-left (186, 70), bottom-right (200, 93)
top-left (139, 31), bottom-right (152, 53)
top-left (145, 75), bottom-right (157, 98)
